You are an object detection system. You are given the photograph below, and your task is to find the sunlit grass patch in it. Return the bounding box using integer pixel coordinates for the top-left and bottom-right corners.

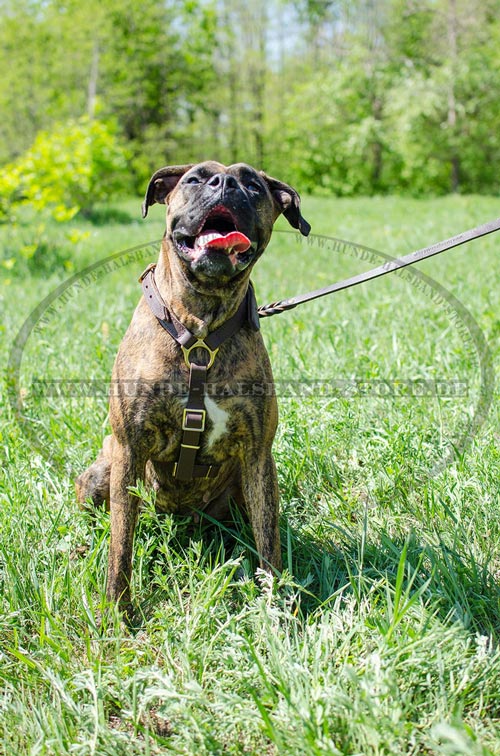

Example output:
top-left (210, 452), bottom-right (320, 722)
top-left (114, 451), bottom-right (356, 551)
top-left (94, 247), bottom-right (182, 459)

top-left (1, 194), bottom-right (499, 754)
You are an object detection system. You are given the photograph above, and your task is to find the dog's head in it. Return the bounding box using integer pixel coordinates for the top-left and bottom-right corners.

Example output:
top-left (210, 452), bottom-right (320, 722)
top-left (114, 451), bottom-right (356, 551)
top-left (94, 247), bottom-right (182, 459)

top-left (142, 161), bottom-right (310, 282)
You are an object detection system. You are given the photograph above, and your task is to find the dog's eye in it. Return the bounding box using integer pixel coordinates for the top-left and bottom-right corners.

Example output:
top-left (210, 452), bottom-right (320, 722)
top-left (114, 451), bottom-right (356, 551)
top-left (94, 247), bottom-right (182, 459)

top-left (246, 180), bottom-right (261, 192)
top-left (186, 175), bottom-right (201, 185)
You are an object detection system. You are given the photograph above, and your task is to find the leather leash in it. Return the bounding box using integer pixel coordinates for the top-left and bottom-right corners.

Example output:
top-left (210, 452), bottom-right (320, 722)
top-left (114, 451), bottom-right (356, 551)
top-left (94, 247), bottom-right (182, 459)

top-left (140, 215), bottom-right (500, 481)
top-left (257, 216), bottom-right (500, 317)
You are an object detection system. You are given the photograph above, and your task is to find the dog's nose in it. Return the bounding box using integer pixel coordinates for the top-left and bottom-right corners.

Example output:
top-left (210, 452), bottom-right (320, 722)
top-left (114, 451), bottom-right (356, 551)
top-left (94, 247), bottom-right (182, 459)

top-left (207, 173), bottom-right (239, 192)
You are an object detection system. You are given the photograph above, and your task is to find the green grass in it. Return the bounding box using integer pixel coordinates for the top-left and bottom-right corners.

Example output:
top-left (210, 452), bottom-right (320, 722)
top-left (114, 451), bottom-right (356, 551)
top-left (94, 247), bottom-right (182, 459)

top-left (1, 194), bottom-right (499, 755)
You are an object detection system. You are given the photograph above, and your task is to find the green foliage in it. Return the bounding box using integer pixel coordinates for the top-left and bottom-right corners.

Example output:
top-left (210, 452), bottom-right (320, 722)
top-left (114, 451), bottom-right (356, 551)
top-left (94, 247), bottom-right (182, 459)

top-left (263, 0), bottom-right (500, 197)
top-left (1, 0), bottom-right (500, 200)
top-left (0, 116), bottom-right (130, 223)
top-left (0, 0), bottom-right (217, 181)
top-left (0, 116), bottom-right (130, 272)
top-left (268, 64), bottom-right (401, 196)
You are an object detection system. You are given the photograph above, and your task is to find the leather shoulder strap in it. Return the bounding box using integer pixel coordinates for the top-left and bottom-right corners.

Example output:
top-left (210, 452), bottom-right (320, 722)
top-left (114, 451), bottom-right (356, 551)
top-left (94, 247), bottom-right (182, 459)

top-left (140, 264), bottom-right (257, 351)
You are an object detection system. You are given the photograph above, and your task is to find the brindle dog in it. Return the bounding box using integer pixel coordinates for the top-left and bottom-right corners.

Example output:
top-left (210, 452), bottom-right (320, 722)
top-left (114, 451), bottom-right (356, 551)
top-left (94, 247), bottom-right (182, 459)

top-left (76, 161), bottom-right (310, 613)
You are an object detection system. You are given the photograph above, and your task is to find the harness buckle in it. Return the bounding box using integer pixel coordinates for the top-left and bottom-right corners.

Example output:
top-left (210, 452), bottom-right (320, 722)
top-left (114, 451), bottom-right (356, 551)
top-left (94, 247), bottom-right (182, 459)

top-left (182, 408), bottom-right (206, 432)
top-left (181, 339), bottom-right (219, 370)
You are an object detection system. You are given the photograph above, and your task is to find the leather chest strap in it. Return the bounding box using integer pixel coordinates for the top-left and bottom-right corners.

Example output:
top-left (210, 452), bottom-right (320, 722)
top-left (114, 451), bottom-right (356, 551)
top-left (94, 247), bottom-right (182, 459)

top-left (173, 363), bottom-right (215, 481)
top-left (139, 264), bottom-right (257, 481)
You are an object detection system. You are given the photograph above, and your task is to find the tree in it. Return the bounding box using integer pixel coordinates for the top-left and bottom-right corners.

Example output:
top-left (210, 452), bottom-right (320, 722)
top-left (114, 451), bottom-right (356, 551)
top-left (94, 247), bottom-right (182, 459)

top-left (2, 0), bottom-right (500, 197)
top-left (0, 0), bottom-right (217, 180)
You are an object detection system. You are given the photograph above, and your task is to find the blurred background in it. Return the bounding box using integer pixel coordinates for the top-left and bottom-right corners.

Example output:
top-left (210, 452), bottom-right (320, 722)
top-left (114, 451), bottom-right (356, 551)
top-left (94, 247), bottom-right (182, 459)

top-left (2, 0), bottom-right (500, 274)
top-left (1, 0), bottom-right (499, 206)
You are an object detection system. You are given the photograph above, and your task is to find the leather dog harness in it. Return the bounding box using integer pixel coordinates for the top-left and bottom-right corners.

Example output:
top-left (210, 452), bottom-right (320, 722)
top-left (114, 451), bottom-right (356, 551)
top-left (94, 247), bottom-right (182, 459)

top-left (140, 214), bottom-right (500, 481)
top-left (140, 263), bottom-right (260, 482)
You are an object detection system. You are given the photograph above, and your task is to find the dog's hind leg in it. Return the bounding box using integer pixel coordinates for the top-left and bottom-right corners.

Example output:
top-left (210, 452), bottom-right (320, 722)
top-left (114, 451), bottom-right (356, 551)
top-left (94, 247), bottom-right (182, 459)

top-left (75, 434), bottom-right (113, 510)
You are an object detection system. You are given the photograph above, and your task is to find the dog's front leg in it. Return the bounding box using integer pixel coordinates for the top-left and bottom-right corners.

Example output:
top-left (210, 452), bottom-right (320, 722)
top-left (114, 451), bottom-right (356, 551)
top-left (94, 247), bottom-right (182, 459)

top-left (242, 452), bottom-right (282, 575)
top-left (107, 442), bottom-right (145, 615)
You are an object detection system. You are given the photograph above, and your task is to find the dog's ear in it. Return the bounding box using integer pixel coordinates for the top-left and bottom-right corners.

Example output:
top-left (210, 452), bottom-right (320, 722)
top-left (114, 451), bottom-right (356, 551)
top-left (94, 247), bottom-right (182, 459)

top-left (260, 172), bottom-right (311, 237)
top-left (142, 164), bottom-right (194, 218)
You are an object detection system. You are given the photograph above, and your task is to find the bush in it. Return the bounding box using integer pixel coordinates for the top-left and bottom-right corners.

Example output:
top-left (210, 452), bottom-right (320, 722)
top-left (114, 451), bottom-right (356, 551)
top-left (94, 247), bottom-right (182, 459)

top-left (0, 116), bottom-right (130, 224)
top-left (0, 117), bottom-right (131, 274)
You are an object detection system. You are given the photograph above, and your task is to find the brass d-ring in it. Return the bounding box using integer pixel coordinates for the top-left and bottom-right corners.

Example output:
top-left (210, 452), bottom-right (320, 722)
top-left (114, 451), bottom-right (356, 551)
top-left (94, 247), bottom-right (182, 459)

top-left (181, 339), bottom-right (219, 369)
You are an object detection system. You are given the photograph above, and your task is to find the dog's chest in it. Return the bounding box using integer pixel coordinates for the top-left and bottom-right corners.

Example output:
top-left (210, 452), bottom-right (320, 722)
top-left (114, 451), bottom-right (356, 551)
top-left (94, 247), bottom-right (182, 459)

top-left (133, 327), bottom-right (274, 462)
top-left (203, 394), bottom-right (229, 448)
top-left (146, 389), bottom-right (249, 462)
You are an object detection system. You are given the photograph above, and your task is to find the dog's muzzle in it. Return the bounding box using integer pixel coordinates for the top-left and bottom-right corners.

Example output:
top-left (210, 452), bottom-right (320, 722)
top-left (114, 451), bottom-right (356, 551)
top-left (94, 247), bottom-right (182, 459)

top-left (172, 206), bottom-right (256, 271)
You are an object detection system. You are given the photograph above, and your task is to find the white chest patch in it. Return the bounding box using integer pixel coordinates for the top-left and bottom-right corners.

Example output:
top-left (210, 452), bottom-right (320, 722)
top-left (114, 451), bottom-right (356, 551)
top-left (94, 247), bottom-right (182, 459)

top-left (178, 394), bottom-right (229, 450)
top-left (204, 395), bottom-right (229, 449)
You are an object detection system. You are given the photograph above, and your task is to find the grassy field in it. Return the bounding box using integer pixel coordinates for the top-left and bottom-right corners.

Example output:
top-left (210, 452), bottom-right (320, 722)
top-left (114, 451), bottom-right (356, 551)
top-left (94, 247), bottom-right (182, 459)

top-left (1, 193), bottom-right (499, 755)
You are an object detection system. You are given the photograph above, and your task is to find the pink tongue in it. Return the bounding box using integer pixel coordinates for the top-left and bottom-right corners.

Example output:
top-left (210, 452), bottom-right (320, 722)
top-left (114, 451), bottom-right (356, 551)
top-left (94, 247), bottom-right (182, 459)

top-left (195, 230), bottom-right (251, 254)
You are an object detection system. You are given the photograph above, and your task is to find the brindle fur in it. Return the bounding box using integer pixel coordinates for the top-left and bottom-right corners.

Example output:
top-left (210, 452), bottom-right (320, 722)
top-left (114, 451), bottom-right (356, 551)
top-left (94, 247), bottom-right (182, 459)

top-left (76, 161), bottom-right (310, 613)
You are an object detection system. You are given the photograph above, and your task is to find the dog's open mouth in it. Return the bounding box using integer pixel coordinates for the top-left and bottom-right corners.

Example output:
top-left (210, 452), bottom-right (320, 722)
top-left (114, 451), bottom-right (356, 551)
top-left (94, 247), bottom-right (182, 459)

top-left (174, 207), bottom-right (252, 266)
